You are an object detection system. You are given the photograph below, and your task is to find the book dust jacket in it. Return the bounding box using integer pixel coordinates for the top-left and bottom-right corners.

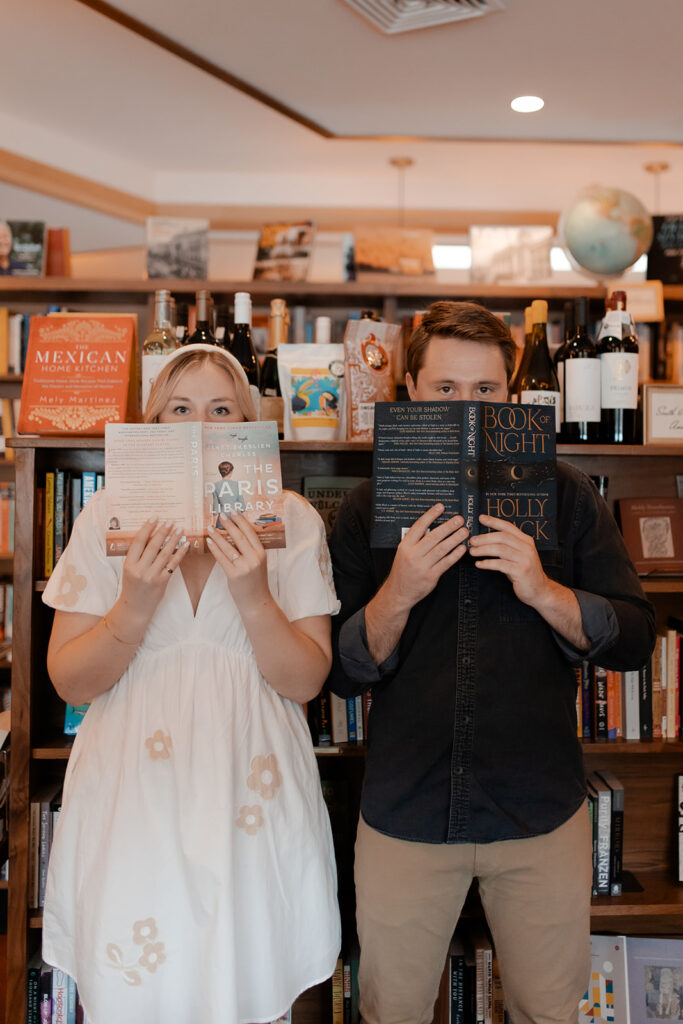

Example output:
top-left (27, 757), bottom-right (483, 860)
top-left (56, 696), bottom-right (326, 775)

top-left (105, 421), bottom-right (285, 555)
top-left (371, 401), bottom-right (556, 549)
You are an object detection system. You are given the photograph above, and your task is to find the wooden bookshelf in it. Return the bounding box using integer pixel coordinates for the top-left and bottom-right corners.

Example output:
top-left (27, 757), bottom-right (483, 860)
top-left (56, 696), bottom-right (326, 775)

top-left (5, 435), bottom-right (683, 1024)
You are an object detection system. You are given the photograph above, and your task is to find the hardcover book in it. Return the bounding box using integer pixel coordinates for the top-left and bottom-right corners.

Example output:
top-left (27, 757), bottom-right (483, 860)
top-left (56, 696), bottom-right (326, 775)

top-left (579, 935), bottom-right (628, 1024)
top-left (1, 220), bottom-right (47, 275)
top-left (104, 420), bottom-right (286, 555)
top-left (626, 936), bottom-right (683, 1024)
top-left (252, 221), bottom-right (315, 282)
top-left (145, 217), bottom-right (209, 279)
top-left (18, 314), bottom-right (139, 436)
top-left (618, 497), bottom-right (683, 576)
top-left (370, 401), bottom-right (556, 549)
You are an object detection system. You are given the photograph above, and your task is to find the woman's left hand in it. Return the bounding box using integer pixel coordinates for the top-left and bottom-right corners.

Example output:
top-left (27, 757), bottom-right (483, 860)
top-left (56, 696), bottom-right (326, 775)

top-left (206, 513), bottom-right (270, 611)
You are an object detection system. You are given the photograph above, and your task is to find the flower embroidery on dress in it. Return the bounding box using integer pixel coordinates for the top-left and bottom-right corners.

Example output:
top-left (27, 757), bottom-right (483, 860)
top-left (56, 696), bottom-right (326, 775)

top-left (57, 563), bottom-right (87, 608)
top-left (317, 540), bottom-right (334, 590)
top-left (145, 730), bottom-right (172, 760)
top-left (247, 753), bottom-right (282, 800)
top-left (106, 918), bottom-right (166, 986)
top-left (236, 804), bottom-right (264, 835)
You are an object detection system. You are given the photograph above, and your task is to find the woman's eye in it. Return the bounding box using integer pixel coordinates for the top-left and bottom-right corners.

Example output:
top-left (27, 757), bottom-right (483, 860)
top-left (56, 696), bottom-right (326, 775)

top-left (171, 404), bottom-right (190, 415)
top-left (211, 406), bottom-right (231, 416)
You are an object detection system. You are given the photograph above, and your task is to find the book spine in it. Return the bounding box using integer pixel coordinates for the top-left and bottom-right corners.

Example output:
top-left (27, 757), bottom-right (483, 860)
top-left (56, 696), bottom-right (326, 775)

top-left (355, 695), bottom-right (364, 742)
top-left (623, 669), bottom-right (640, 740)
top-left (652, 637), bottom-right (663, 739)
top-left (606, 670), bottom-right (622, 739)
top-left (678, 774), bottom-right (683, 884)
top-left (574, 666), bottom-right (582, 738)
top-left (38, 800), bottom-right (51, 907)
top-left (330, 692), bottom-right (349, 744)
top-left (346, 697), bottom-right (357, 743)
top-left (44, 472), bottom-right (55, 579)
top-left (595, 787), bottom-right (611, 894)
top-left (666, 629), bottom-right (678, 740)
top-left (331, 957), bottom-right (344, 1024)
top-left (67, 974), bottom-right (78, 1024)
top-left (81, 472), bottom-right (96, 508)
top-left (451, 950), bottom-right (466, 1024)
top-left (26, 963), bottom-right (41, 1024)
top-left (592, 666), bottom-right (608, 740)
top-left (54, 469), bottom-right (65, 563)
top-left (39, 963), bottom-right (52, 1024)
top-left (28, 799), bottom-right (40, 909)
top-left (581, 660), bottom-right (592, 739)
top-left (51, 968), bottom-right (68, 1024)
top-left (638, 661), bottom-right (653, 741)
top-left (609, 789), bottom-right (624, 896)
top-left (461, 401), bottom-right (480, 538)
top-left (343, 959), bottom-right (351, 1024)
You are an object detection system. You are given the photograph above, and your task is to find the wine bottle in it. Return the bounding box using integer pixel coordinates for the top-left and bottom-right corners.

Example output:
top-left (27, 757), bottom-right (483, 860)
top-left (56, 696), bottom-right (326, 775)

top-left (175, 302), bottom-right (189, 346)
top-left (597, 290), bottom-right (639, 444)
top-left (314, 316), bottom-right (332, 344)
top-left (230, 291), bottom-right (260, 389)
top-left (141, 289), bottom-right (180, 411)
top-left (260, 298), bottom-right (287, 435)
top-left (187, 290), bottom-right (217, 346)
top-left (553, 300), bottom-right (574, 424)
top-left (562, 296), bottom-right (601, 444)
top-left (214, 304), bottom-right (232, 349)
top-left (509, 304), bottom-right (533, 400)
top-left (514, 299), bottom-right (561, 433)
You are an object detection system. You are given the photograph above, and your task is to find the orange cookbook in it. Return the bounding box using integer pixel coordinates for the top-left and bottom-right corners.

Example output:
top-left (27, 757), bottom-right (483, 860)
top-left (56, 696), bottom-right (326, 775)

top-left (18, 314), bottom-right (138, 435)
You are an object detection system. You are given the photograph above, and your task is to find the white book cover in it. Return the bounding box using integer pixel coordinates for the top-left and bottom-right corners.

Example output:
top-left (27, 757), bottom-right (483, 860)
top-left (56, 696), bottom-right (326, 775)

top-left (579, 934), bottom-right (629, 1024)
top-left (623, 670), bottom-right (640, 740)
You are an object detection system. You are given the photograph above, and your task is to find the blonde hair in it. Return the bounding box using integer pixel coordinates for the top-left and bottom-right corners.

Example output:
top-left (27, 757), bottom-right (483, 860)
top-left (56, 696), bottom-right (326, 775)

top-left (143, 348), bottom-right (258, 423)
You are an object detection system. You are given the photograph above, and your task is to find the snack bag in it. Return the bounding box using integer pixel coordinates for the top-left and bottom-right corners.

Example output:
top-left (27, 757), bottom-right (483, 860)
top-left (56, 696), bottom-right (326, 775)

top-left (343, 319), bottom-right (400, 441)
top-left (278, 343), bottom-right (346, 441)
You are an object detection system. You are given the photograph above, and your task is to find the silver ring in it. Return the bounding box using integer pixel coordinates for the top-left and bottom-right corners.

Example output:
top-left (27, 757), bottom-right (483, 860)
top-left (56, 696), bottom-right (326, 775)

top-left (230, 552), bottom-right (240, 563)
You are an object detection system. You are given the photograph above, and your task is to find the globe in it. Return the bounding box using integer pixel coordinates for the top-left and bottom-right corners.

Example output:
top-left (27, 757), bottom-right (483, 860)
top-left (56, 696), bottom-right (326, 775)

top-left (560, 185), bottom-right (654, 277)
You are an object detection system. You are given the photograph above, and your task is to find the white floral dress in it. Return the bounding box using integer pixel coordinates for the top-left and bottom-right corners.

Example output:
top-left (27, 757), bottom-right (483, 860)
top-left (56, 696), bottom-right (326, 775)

top-left (42, 489), bottom-right (342, 1024)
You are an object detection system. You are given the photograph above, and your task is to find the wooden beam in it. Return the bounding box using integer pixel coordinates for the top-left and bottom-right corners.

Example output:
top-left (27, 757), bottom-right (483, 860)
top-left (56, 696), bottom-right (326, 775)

top-left (0, 148), bottom-right (154, 224)
top-left (74, 0), bottom-right (333, 139)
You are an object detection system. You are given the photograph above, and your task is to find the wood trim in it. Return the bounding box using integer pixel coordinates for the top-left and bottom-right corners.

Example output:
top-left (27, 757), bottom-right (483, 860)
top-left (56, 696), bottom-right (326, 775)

top-left (0, 148), bottom-right (154, 225)
top-left (73, 0), bottom-right (333, 139)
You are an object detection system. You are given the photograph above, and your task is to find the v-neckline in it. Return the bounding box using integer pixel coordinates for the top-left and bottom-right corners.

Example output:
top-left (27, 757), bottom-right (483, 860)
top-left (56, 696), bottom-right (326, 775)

top-left (178, 560), bottom-right (218, 620)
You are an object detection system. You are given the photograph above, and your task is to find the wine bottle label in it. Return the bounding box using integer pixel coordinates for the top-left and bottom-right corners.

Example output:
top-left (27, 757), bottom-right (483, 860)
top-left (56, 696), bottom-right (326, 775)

top-left (520, 390), bottom-right (561, 432)
top-left (599, 352), bottom-right (638, 410)
top-left (564, 359), bottom-right (601, 423)
top-left (141, 353), bottom-right (168, 412)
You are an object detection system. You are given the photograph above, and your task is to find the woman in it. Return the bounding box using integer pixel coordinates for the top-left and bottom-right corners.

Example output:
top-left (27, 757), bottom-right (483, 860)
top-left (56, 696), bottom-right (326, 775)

top-left (42, 345), bottom-right (341, 1023)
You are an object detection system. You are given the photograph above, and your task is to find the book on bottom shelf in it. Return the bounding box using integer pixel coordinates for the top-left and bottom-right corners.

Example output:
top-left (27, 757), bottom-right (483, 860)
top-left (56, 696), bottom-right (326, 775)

top-left (626, 936), bottom-right (683, 1024)
top-left (579, 934), bottom-right (629, 1024)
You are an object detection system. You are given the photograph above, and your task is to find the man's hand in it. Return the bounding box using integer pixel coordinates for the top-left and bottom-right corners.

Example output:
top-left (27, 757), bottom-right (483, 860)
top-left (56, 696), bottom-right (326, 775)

top-left (386, 504), bottom-right (470, 613)
top-left (365, 504), bottom-right (468, 665)
top-left (470, 513), bottom-right (589, 649)
top-left (468, 513), bottom-right (548, 608)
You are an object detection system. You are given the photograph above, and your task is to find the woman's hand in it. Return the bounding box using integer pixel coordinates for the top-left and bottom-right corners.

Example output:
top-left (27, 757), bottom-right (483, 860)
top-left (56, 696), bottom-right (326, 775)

top-left (119, 519), bottom-right (190, 628)
top-left (206, 512), bottom-right (270, 612)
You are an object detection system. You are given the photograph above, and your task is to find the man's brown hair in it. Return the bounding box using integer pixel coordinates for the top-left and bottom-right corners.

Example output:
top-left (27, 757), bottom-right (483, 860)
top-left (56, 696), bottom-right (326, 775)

top-left (406, 301), bottom-right (518, 384)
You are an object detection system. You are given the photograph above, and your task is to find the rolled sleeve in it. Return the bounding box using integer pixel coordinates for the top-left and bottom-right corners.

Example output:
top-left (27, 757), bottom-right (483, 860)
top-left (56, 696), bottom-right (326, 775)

top-left (339, 607), bottom-right (400, 683)
top-left (552, 588), bottom-right (619, 663)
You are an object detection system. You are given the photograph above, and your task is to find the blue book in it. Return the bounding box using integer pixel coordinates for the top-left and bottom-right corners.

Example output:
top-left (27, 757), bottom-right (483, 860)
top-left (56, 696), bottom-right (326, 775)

top-left (346, 697), bottom-right (357, 742)
top-left (64, 703), bottom-right (89, 736)
top-left (54, 469), bottom-right (65, 562)
top-left (81, 472), bottom-right (97, 507)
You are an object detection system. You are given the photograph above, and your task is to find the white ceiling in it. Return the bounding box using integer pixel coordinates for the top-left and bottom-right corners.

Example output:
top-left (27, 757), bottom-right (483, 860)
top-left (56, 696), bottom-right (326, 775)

top-left (1, 0), bottom-right (682, 242)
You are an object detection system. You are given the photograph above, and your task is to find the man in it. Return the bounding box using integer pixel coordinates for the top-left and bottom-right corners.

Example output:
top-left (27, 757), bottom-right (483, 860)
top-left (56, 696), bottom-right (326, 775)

top-left (328, 301), bottom-right (654, 1024)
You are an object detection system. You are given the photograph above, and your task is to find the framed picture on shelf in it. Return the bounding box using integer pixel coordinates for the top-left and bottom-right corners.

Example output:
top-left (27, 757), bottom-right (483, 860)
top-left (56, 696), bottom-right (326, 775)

top-left (618, 497), bottom-right (683, 575)
top-left (642, 383), bottom-right (683, 446)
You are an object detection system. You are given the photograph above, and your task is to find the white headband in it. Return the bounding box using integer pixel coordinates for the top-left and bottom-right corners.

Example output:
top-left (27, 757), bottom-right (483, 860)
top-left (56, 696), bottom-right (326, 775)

top-left (164, 343), bottom-right (252, 392)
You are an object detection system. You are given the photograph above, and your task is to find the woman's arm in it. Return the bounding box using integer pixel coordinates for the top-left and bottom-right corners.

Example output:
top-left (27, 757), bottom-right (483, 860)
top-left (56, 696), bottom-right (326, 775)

top-left (206, 515), bottom-right (331, 703)
top-left (47, 519), bottom-right (190, 704)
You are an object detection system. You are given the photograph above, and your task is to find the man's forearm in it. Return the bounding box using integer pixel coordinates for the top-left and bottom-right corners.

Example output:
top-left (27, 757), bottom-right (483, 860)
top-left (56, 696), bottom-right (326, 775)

top-left (530, 579), bottom-right (590, 652)
top-left (365, 578), bottom-right (412, 665)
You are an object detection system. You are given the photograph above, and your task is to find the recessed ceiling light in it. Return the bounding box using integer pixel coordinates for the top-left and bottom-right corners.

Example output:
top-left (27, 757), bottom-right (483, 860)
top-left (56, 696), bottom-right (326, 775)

top-left (511, 95), bottom-right (544, 113)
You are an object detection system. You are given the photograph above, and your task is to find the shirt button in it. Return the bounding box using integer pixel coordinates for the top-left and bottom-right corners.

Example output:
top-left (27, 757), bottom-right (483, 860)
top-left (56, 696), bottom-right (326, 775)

top-left (463, 598), bottom-right (473, 608)
top-left (462, 657), bottom-right (470, 667)
top-left (464, 715), bottom-right (471, 724)
top-left (455, 767), bottom-right (464, 775)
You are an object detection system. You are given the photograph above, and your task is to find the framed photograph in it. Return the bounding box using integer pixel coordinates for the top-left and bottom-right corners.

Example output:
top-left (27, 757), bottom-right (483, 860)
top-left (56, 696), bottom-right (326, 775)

top-left (642, 383), bottom-right (683, 446)
top-left (146, 217), bottom-right (209, 279)
top-left (252, 221), bottom-right (315, 282)
top-left (618, 497), bottom-right (683, 575)
top-left (469, 225), bottom-right (553, 285)
top-left (626, 936), bottom-right (683, 1023)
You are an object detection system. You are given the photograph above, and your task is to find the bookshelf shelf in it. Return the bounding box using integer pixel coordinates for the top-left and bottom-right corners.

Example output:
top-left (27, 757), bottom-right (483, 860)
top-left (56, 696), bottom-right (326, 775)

top-left (590, 871), bottom-right (683, 918)
top-left (582, 739), bottom-right (683, 754)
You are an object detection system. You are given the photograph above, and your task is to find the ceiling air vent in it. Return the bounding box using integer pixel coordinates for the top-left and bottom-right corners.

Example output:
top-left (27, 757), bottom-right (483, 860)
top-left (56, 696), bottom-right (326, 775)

top-left (341, 0), bottom-right (505, 34)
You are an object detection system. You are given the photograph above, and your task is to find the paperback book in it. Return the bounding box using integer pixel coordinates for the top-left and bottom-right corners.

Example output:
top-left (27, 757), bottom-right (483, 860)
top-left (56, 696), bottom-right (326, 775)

top-left (104, 420), bottom-right (286, 554)
top-left (0, 220), bottom-right (47, 275)
top-left (371, 401), bottom-right (556, 549)
top-left (618, 497), bottom-right (683, 576)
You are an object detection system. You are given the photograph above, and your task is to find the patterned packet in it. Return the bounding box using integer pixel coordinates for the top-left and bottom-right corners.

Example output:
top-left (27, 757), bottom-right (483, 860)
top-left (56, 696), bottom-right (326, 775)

top-left (343, 319), bottom-right (400, 441)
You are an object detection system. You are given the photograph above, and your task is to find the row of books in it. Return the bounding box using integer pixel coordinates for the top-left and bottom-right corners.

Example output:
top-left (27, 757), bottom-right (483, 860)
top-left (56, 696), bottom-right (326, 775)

top-left (38, 470), bottom-right (102, 579)
top-left (26, 957), bottom-right (89, 1024)
top-left (575, 625), bottom-right (682, 742)
top-left (28, 782), bottom-right (62, 909)
top-left (307, 687), bottom-right (372, 747)
top-left (586, 769), bottom-right (625, 897)
top-left (0, 307), bottom-right (35, 374)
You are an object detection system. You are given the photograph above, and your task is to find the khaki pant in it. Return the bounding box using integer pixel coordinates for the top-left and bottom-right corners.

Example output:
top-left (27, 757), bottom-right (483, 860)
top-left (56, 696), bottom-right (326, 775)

top-left (355, 802), bottom-right (592, 1024)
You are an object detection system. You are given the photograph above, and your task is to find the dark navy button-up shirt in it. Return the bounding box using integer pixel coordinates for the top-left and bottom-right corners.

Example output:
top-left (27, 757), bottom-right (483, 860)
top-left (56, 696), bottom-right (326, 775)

top-left (328, 463), bottom-right (655, 845)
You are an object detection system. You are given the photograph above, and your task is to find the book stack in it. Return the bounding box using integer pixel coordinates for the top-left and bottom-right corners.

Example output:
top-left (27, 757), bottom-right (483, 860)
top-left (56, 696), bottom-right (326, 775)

top-left (448, 921), bottom-right (505, 1024)
top-left (585, 770), bottom-right (625, 898)
top-left (26, 954), bottom-right (92, 1024)
top-left (28, 783), bottom-right (62, 910)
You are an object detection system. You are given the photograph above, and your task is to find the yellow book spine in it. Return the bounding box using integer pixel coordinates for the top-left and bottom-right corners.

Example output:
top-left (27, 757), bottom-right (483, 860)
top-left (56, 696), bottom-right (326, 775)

top-left (44, 472), bottom-right (55, 579)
